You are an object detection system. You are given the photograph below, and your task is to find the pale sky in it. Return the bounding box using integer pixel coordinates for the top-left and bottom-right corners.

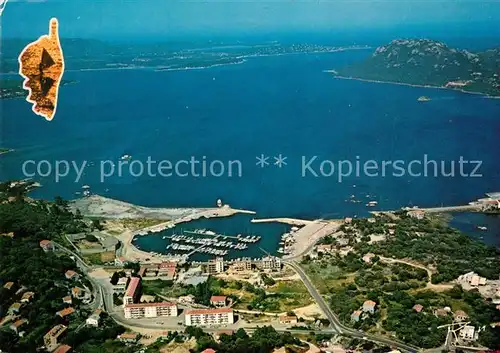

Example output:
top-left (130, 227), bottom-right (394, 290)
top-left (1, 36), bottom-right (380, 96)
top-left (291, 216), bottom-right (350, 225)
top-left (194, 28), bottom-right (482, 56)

top-left (1, 0), bottom-right (499, 39)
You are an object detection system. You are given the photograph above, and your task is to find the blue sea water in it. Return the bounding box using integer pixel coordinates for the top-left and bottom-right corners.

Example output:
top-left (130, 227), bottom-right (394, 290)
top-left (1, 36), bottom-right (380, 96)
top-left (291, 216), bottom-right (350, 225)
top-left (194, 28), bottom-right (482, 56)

top-left (1, 46), bottom-right (500, 256)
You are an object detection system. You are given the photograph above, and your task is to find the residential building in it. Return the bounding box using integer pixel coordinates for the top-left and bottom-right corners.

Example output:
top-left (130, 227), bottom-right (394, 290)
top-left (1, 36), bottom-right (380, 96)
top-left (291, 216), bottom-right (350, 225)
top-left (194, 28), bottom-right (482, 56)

top-left (362, 253), bottom-right (375, 264)
top-left (117, 333), bottom-right (139, 343)
top-left (434, 308), bottom-right (449, 317)
top-left (459, 325), bottom-right (477, 341)
top-left (40, 239), bottom-right (55, 252)
top-left (232, 257), bottom-right (253, 271)
top-left (56, 307), bottom-right (75, 318)
top-left (62, 296), bottom-right (72, 304)
top-left (260, 256), bottom-right (281, 271)
top-left (362, 300), bottom-right (376, 314)
top-left (454, 310), bottom-right (469, 322)
top-left (8, 302), bottom-right (22, 314)
top-left (158, 261), bottom-right (176, 274)
top-left (124, 302), bottom-right (178, 319)
top-left (44, 324), bottom-right (67, 352)
top-left (114, 277), bottom-right (129, 294)
top-left (344, 217), bottom-right (353, 224)
top-left (21, 291), bottom-right (34, 303)
top-left (185, 308), bottom-right (234, 327)
top-left (178, 295), bottom-right (196, 304)
top-left (316, 244), bottom-right (333, 254)
top-left (210, 296), bottom-right (227, 307)
top-left (10, 319), bottom-right (28, 335)
top-left (86, 310), bottom-right (102, 327)
top-left (71, 287), bottom-right (85, 299)
top-left (137, 267), bottom-right (146, 277)
top-left (123, 277), bottom-right (141, 307)
top-left (3, 281), bottom-right (14, 290)
top-left (64, 270), bottom-right (79, 280)
top-left (53, 345), bottom-right (72, 353)
top-left (201, 349), bottom-right (217, 353)
top-left (351, 311), bottom-right (362, 322)
top-left (279, 315), bottom-right (298, 325)
top-left (207, 257), bottom-right (225, 274)
top-left (413, 304), bottom-right (424, 313)
top-left (408, 210), bottom-right (425, 219)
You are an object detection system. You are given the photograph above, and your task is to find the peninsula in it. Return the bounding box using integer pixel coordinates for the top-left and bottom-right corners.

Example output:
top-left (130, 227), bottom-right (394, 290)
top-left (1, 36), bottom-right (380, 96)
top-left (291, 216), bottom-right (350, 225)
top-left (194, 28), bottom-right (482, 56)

top-left (333, 39), bottom-right (500, 96)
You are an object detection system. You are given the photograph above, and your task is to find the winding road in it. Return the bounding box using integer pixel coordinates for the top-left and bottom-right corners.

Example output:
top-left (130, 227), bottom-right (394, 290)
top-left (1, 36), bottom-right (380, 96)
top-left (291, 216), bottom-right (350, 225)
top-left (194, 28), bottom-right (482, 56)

top-left (283, 259), bottom-right (420, 353)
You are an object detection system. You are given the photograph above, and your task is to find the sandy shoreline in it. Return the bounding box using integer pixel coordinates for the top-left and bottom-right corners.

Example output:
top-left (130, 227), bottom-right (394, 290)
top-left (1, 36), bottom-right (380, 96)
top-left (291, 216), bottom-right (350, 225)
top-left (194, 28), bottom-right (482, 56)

top-left (325, 72), bottom-right (500, 99)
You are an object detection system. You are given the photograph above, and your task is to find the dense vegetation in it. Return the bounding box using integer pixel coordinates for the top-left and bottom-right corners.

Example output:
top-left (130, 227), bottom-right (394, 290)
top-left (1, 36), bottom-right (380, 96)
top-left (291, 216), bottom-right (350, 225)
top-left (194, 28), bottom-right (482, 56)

top-left (0, 182), bottom-right (134, 353)
top-left (186, 326), bottom-right (305, 353)
top-left (306, 213), bottom-right (500, 348)
top-left (337, 39), bottom-right (500, 96)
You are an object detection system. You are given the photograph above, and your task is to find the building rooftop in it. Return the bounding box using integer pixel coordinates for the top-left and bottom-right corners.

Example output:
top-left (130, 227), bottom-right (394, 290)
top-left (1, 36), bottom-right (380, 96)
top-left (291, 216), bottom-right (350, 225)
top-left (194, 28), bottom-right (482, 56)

top-left (65, 270), bottom-right (78, 278)
top-left (40, 239), bottom-right (52, 246)
top-left (125, 302), bottom-right (176, 308)
top-left (210, 296), bottom-right (227, 302)
top-left (4, 281), bottom-right (14, 289)
top-left (363, 300), bottom-right (377, 307)
top-left (117, 277), bottom-right (129, 285)
top-left (201, 349), bottom-right (217, 353)
top-left (118, 333), bottom-right (139, 340)
top-left (11, 319), bottom-right (28, 328)
top-left (413, 304), bottom-right (424, 313)
top-left (53, 345), bottom-right (72, 353)
top-left (57, 307), bottom-right (75, 317)
top-left (21, 291), bottom-right (34, 301)
top-left (125, 277), bottom-right (140, 297)
top-left (186, 308), bottom-right (233, 315)
top-left (46, 324), bottom-right (67, 338)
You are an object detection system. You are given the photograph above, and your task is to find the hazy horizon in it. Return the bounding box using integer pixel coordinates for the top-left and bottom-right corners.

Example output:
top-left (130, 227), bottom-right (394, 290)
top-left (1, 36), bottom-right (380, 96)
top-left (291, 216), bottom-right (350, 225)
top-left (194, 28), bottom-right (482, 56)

top-left (1, 0), bottom-right (500, 41)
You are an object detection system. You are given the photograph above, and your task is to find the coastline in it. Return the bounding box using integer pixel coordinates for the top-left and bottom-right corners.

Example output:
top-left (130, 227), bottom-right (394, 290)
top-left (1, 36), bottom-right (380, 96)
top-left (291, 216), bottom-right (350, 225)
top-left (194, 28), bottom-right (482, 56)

top-left (73, 195), bottom-right (256, 262)
top-left (325, 71), bottom-right (500, 99)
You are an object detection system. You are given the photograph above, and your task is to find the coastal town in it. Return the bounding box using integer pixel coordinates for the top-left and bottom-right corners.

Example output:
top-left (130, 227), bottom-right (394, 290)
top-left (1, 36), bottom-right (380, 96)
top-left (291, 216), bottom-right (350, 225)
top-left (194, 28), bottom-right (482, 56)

top-left (0, 181), bottom-right (499, 353)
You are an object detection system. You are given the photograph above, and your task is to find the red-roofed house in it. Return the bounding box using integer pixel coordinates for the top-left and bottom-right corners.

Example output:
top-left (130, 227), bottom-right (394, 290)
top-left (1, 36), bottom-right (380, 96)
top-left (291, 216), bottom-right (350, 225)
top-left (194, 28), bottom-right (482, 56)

top-left (62, 296), bottom-right (72, 304)
top-left (123, 277), bottom-right (141, 307)
top-left (64, 270), bottom-right (79, 280)
top-left (124, 302), bottom-right (178, 319)
top-left (210, 295), bottom-right (227, 307)
top-left (40, 240), bottom-right (55, 252)
top-left (53, 344), bottom-right (72, 353)
top-left (413, 304), bottom-right (424, 313)
top-left (362, 300), bottom-right (377, 314)
top-left (201, 349), bottom-right (217, 353)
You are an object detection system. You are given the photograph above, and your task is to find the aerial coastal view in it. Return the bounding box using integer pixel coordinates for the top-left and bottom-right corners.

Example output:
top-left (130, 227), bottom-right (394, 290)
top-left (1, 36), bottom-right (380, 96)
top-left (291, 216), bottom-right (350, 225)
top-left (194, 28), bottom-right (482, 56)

top-left (1, 1), bottom-right (500, 353)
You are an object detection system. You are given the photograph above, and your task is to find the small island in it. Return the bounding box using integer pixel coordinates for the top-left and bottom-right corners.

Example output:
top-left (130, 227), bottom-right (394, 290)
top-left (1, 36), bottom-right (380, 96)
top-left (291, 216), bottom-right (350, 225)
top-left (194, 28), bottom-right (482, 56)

top-left (417, 96), bottom-right (431, 102)
top-left (334, 39), bottom-right (500, 97)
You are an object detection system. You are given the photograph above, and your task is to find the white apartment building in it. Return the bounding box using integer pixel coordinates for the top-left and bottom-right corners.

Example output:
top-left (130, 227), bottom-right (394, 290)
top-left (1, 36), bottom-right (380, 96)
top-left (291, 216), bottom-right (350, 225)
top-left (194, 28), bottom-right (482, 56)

top-left (114, 277), bottom-right (129, 294)
top-left (185, 308), bottom-right (234, 326)
top-left (124, 302), bottom-right (178, 319)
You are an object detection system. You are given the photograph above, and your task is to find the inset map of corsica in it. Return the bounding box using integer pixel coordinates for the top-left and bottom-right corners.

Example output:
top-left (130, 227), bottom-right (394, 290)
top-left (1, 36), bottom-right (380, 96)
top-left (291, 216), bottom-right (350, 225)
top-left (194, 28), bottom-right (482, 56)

top-left (18, 18), bottom-right (65, 121)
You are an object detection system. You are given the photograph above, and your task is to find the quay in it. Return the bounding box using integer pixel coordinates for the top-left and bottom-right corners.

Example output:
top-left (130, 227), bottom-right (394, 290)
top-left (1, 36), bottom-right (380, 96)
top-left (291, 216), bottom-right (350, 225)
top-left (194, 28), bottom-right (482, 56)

top-left (251, 217), bottom-right (314, 226)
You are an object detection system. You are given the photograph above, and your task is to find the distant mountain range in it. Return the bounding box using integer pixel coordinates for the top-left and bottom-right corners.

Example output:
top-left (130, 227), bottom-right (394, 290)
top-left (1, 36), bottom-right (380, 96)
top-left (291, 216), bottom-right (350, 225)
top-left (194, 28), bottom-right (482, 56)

top-left (335, 39), bottom-right (500, 96)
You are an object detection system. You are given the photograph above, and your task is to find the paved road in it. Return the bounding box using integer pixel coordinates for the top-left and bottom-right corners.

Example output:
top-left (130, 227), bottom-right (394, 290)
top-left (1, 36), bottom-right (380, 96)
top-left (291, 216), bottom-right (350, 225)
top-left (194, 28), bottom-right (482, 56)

top-left (283, 260), bottom-right (420, 353)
